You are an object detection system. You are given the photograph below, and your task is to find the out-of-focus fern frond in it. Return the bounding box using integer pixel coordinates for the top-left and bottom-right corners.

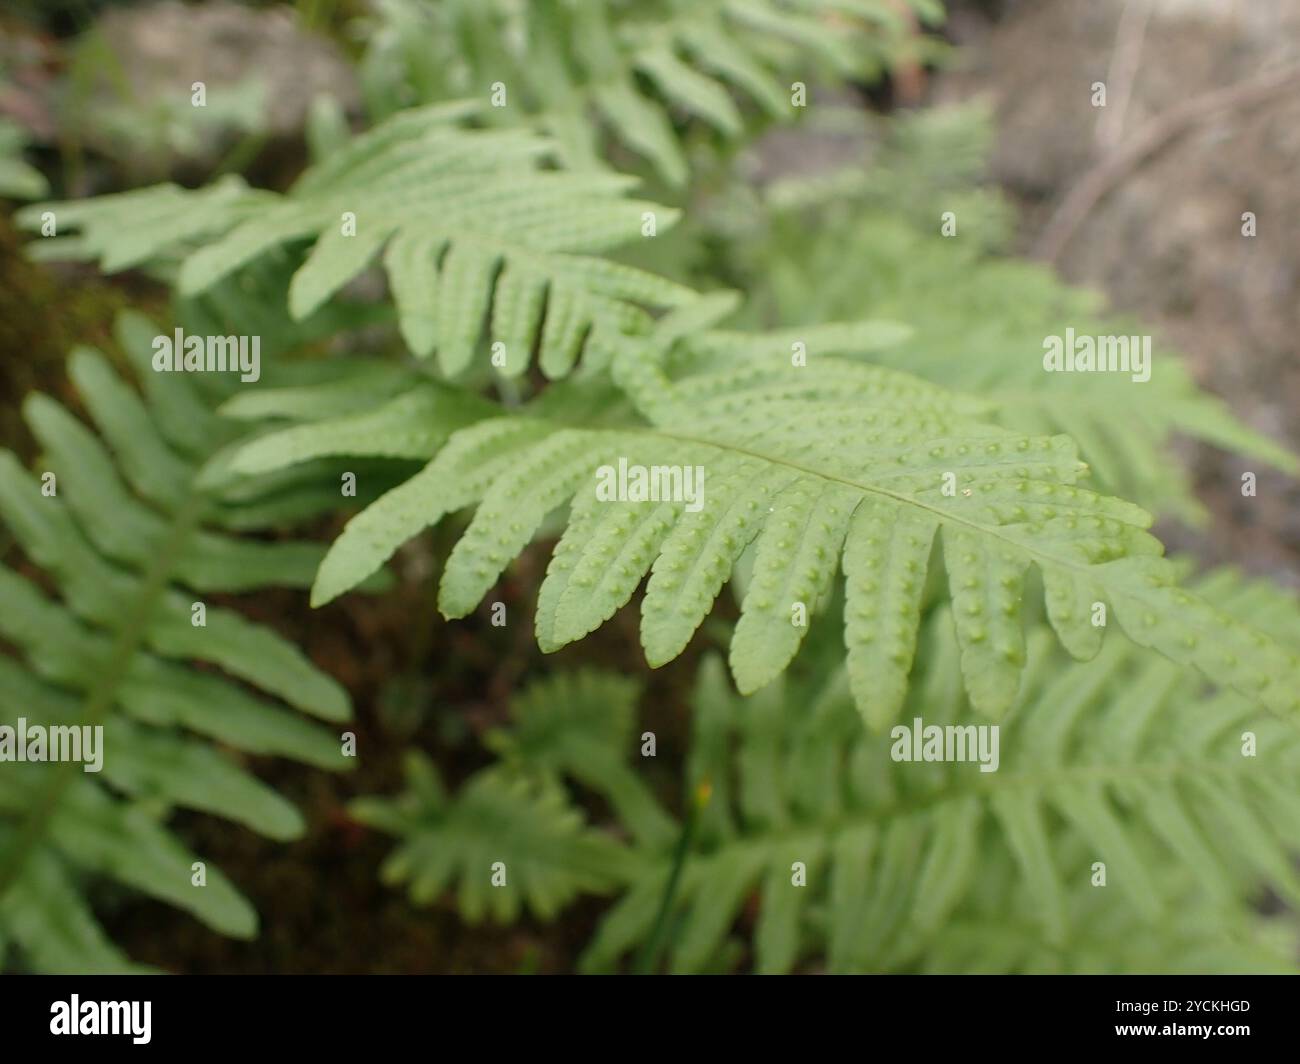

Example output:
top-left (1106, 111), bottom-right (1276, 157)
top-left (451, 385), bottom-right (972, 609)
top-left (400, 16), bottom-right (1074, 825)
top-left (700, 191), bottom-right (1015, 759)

top-left (760, 103), bottom-right (1010, 243)
top-left (584, 574), bottom-right (1300, 973)
top-left (352, 757), bottom-right (625, 924)
top-left (355, 571), bottom-right (1300, 973)
top-left (358, 0), bottom-right (946, 185)
top-left (18, 105), bottom-right (695, 377)
top-left (349, 671), bottom-right (655, 922)
top-left (0, 118), bottom-right (48, 200)
top-left (349, 677), bottom-right (631, 925)
top-left (483, 670), bottom-right (678, 851)
top-left (0, 311), bottom-right (356, 973)
top-left (351, 663), bottom-right (686, 920)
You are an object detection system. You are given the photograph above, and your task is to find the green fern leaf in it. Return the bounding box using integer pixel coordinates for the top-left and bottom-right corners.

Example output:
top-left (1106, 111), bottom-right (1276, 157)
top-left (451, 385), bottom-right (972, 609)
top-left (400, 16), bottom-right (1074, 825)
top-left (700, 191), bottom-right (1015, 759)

top-left (358, 0), bottom-right (928, 184)
top-left (485, 670), bottom-right (677, 850)
top-left (0, 312), bottom-right (356, 973)
top-left (589, 576), bottom-right (1300, 972)
top-left (306, 336), bottom-right (1300, 725)
top-left (359, 576), bottom-right (1300, 974)
top-left (350, 755), bottom-right (626, 923)
top-left (20, 108), bottom-right (694, 377)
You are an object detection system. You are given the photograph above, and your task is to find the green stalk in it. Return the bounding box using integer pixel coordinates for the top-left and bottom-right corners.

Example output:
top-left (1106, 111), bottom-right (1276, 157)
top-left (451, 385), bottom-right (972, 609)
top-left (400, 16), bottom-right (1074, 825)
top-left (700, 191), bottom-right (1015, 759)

top-left (633, 781), bottom-right (712, 975)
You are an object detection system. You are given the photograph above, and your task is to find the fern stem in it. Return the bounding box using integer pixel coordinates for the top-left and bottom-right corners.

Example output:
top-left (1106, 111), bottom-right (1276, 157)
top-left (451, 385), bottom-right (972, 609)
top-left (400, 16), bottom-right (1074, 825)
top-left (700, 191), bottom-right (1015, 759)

top-left (634, 781), bottom-right (711, 975)
top-left (0, 491), bottom-right (204, 898)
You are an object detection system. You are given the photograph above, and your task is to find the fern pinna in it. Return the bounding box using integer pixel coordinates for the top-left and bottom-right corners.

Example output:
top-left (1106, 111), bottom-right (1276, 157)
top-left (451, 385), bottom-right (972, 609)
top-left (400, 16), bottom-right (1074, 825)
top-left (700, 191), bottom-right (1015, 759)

top-left (0, 312), bottom-right (357, 973)
top-left (356, 571), bottom-right (1300, 974)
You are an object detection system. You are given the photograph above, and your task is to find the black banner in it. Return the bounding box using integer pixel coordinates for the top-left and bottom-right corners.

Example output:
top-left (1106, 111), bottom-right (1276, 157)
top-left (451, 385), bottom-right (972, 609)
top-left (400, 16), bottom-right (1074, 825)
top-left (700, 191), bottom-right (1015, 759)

top-left (0, 974), bottom-right (1288, 1051)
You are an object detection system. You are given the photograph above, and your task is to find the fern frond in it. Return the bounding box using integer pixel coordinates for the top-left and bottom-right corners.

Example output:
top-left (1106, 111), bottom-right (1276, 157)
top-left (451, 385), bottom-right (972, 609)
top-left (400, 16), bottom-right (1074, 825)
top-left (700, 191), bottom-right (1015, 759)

top-left (484, 670), bottom-right (678, 851)
top-left (589, 578), bottom-right (1300, 972)
top-left (923, 884), bottom-right (1296, 975)
top-left (357, 575), bottom-right (1300, 973)
top-left (359, 0), bottom-right (944, 185)
top-left (19, 105), bottom-right (695, 377)
top-left (0, 312), bottom-right (354, 973)
top-left (762, 102), bottom-right (1012, 244)
top-left (302, 334), bottom-right (1300, 726)
top-left (350, 754), bottom-right (627, 924)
